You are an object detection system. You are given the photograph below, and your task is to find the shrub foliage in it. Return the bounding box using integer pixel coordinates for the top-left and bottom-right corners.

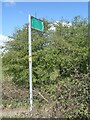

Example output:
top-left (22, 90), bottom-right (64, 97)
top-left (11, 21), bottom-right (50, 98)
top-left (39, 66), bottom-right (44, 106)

top-left (2, 16), bottom-right (89, 118)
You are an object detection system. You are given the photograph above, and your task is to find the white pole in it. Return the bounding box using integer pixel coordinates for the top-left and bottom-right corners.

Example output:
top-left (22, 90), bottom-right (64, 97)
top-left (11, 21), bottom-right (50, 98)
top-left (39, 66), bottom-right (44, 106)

top-left (28, 15), bottom-right (33, 112)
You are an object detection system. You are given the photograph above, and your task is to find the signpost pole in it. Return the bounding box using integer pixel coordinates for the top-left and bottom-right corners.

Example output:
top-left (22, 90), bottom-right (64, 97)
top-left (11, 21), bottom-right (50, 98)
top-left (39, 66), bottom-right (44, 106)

top-left (28, 15), bottom-right (44, 114)
top-left (28, 15), bottom-right (33, 113)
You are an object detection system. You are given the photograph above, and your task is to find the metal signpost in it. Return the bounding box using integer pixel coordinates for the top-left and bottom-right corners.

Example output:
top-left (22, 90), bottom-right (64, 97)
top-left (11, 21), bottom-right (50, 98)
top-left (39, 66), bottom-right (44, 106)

top-left (28, 15), bottom-right (44, 113)
top-left (31, 16), bottom-right (44, 31)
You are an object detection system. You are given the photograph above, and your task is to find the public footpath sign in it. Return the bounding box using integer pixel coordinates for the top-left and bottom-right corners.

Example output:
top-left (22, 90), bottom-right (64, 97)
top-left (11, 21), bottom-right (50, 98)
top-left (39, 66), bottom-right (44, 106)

top-left (28, 15), bottom-right (44, 113)
top-left (31, 16), bottom-right (44, 31)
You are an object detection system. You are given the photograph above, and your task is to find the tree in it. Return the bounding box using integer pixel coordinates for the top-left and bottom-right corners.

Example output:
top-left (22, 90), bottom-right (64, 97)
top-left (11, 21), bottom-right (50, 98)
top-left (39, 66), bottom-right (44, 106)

top-left (3, 19), bottom-right (52, 86)
top-left (2, 16), bottom-right (89, 118)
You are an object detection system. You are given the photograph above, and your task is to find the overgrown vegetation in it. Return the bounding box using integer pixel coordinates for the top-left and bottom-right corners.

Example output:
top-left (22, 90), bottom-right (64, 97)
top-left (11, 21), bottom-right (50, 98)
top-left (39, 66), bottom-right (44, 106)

top-left (2, 16), bottom-right (89, 118)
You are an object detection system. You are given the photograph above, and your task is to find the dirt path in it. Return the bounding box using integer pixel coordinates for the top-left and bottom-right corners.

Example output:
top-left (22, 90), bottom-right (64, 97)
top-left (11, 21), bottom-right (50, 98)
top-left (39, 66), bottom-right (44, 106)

top-left (0, 104), bottom-right (53, 118)
top-left (0, 107), bottom-right (32, 118)
top-left (0, 104), bottom-right (45, 118)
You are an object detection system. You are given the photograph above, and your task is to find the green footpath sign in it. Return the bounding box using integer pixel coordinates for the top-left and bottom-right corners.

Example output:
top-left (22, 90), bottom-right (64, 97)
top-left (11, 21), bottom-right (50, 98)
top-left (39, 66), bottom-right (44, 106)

top-left (31, 16), bottom-right (44, 31)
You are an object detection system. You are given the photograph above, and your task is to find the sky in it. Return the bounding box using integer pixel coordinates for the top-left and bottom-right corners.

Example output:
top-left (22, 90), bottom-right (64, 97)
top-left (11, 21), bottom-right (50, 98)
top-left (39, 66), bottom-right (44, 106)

top-left (2, 2), bottom-right (88, 36)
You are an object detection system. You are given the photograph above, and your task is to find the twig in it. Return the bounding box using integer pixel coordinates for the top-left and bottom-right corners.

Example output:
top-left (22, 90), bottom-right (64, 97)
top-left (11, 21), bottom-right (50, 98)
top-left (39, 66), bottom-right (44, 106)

top-left (33, 89), bottom-right (49, 103)
top-left (38, 91), bottom-right (49, 103)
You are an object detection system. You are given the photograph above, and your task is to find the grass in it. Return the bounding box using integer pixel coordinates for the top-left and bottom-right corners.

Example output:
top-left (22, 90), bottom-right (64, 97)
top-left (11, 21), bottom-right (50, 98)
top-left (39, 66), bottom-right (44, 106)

top-left (1, 99), bottom-right (29, 109)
